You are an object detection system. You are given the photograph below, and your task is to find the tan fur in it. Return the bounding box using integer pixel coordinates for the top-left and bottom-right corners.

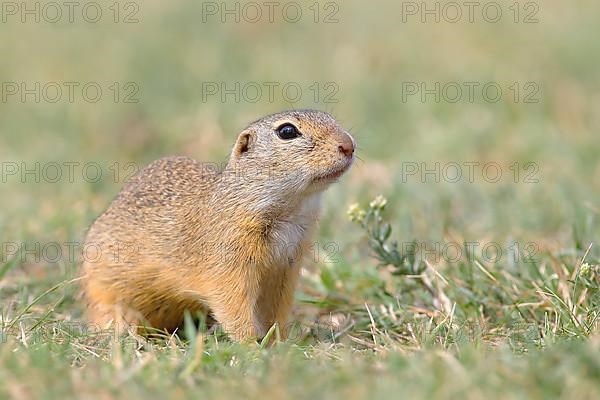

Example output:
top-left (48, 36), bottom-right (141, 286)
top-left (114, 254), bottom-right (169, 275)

top-left (81, 110), bottom-right (355, 341)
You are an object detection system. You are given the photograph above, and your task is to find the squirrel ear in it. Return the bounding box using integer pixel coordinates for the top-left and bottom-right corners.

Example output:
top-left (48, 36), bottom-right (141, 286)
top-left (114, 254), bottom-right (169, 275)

top-left (234, 131), bottom-right (253, 156)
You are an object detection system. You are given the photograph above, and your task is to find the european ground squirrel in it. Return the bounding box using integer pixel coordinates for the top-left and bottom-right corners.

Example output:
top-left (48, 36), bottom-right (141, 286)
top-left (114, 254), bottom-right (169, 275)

top-left (81, 110), bottom-right (355, 341)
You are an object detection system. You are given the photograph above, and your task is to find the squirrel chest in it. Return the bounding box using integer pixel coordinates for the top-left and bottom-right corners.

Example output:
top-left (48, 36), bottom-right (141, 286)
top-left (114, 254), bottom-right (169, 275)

top-left (265, 193), bottom-right (322, 268)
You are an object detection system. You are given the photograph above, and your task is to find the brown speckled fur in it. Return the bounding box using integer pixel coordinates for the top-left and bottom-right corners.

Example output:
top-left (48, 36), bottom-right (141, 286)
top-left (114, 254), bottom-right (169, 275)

top-left (81, 110), bottom-right (355, 341)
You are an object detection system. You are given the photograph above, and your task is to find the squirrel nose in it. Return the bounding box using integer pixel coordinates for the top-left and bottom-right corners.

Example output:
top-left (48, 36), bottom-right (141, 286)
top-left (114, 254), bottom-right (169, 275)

top-left (338, 132), bottom-right (355, 158)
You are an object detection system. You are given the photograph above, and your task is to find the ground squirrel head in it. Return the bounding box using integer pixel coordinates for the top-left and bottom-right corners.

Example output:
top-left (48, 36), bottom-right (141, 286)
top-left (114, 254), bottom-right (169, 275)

top-left (225, 110), bottom-right (355, 200)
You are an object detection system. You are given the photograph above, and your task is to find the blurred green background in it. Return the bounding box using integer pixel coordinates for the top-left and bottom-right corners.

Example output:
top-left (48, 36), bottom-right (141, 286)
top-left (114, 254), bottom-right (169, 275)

top-left (1, 0), bottom-right (598, 248)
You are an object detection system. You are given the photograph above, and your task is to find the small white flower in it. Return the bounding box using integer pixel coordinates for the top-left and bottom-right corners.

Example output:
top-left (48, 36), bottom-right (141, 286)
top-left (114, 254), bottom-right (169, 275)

top-left (580, 262), bottom-right (594, 279)
top-left (369, 195), bottom-right (387, 210)
top-left (347, 203), bottom-right (366, 223)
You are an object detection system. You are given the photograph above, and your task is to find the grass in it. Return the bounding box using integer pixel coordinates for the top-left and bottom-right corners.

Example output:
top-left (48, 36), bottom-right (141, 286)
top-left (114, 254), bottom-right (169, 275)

top-left (1, 0), bottom-right (600, 399)
top-left (1, 197), bottom-right (599, 399)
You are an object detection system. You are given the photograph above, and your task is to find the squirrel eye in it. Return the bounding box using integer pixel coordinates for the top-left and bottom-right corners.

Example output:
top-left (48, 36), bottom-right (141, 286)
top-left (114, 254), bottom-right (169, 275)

top-left (276, 123), bottom-right (301, 140)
